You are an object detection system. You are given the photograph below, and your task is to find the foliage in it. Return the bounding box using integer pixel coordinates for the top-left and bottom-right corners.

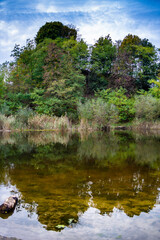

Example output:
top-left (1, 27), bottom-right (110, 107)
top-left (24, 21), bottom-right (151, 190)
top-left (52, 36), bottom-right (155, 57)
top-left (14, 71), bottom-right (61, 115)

top-left (35, 21), bottom-right (77, 45)
top-left (88, 35), bottom-right (116, 93)
top-left (98, 88), bottom-right (135, 122)
top-left (134, 93), bottom-right (160, 121)
top-left (0, 92), bottom-right (32, 114)
top-left (15, 107), bottom-right (35, 126)
top-left (61, 38), bottom-right (89, 71)
top-left (90, 35), bottom-right (116, 75)
top-left (149, 78), bottom-right (160, 98)
top-left (0, 23), bottom-right (160, 127)
top-left (30, 88), bottom-right (62, 116)
top-left (109, 47), bottom-right (136, 94)
top-left (42, 42), bottom-right (85, 119)
top-left (120, 34), bottom-right (158, 91)
top-left (78, 98), bottom-right (119, 129)
top-left (0, 63), bottom-right (8, 97)
top-left (120, 34), bottom-right (141, 53)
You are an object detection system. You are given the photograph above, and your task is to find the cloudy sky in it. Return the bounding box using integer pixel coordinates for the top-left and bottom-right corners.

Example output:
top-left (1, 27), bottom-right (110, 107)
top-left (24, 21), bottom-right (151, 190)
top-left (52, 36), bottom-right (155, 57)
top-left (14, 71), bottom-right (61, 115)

top-left (0, 0), bottom-right (160, 64)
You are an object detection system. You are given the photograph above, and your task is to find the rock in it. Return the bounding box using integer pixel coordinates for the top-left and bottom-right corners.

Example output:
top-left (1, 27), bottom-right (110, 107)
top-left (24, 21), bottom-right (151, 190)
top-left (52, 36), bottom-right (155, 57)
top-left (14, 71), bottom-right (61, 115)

top-left (0, 196), bottom-right (18, 213)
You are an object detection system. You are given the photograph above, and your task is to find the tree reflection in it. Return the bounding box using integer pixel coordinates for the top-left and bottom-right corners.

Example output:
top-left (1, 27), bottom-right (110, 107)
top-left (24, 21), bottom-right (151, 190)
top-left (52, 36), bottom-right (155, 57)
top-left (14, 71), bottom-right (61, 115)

top-left (0, 131), bottom-right (160, 230)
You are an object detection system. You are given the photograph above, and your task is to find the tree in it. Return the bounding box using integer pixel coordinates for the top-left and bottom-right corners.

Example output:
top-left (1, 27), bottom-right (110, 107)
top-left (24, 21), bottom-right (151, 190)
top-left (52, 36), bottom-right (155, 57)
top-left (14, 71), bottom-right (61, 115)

top-left (7, 39), bottom-right (35, 93)
top-left (0, 63), bottom-right (7, 97)
top-left (90, 35), bottom-right (116, 76)
top-left (35, 22), bottom-right (77, 45)
top-left (32, 42), bottom-right (85, 118)
top-left (120, 34), bottom-right (141, 53)
top-left (61, 38), bottom-right (89, 71)
top-left (87, 35), bottom-right (116, 93)
top-left (120, 34), bottom-right (158, 90)
top-left (109, 48), bottom-right (136, 94)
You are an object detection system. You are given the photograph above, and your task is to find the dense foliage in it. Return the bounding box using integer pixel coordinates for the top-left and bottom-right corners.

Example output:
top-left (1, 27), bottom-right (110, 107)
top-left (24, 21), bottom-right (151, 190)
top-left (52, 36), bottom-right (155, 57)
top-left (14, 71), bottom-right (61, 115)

top-left (0, 21), bottom-right (160, 128)
top-left (35, 22), bottom-right (77, 45)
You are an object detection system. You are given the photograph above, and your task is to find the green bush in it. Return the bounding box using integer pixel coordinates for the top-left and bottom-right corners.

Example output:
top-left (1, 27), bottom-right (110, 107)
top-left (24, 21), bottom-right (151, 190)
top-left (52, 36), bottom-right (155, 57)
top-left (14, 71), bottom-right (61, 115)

top-left (149, 78), bottom-right (160, 98)
top-left (15, 107), bottom-right (35, 127)
top-left (134, 94), bottom-right (160, 121)
top-left (78, 98), bottom-right (118, 129)
top-left (97, 87), bottom-right (135, 122)
top-left (0, 92), bottom-right (32, 115)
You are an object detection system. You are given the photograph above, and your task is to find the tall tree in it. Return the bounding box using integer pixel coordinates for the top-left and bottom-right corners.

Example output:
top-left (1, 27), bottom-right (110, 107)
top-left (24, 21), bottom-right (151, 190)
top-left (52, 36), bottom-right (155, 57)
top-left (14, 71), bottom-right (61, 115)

top-left (120, 34), bottom-right (158, 90)
top-left (35, 22), bottom-right (77, 45)
top-left (87, 35), bottom-right (116, 93)
top-left (32, 42), bottom-right (85, 118)
top-left (109, 46), bottom-right (136, 94)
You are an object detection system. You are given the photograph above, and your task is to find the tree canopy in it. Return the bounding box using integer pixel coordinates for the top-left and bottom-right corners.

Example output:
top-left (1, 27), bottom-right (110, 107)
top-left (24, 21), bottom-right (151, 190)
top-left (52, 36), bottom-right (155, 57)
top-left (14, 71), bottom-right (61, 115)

top-left (0, 21), bottom-right (160, 122)
top-left (35, 22), bottom-right (77, 45)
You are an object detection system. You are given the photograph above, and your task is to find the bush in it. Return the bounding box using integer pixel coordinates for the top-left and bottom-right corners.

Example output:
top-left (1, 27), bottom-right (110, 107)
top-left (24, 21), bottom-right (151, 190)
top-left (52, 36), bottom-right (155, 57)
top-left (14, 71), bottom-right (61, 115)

top-left (3, 92), bottom-right (32, 114)
top-left (97, 87), bottom-right (135, 122)
top-left (149, 78), bottom-right (160, 98)
top-left (78, 98), bottom-right (118, 129)
top-left (15, 107), bottom-right (35, 126)
top-left (134, 94), bottom-right (160, 121)
top-left (0, 102), bottom-right (11, 116)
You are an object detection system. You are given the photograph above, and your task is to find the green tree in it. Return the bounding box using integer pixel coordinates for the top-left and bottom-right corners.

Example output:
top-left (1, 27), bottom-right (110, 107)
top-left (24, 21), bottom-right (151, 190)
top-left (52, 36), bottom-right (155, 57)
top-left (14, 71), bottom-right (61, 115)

top-left (35, 22), bottom-right (77, 45)
top-left (109, 42), bottom-right (136, 94)
top-left (88, 35), bottom-right (116, 93)
top-left (90, 35), bottom-right (116, 76)
top-left (0, 63), bottom-right (7, 97)
top-left (7, 39), bottom-right (35, 93)
top-left (120, 34), bottom-right (158, 90)
top-left (61, 37), bottom-right (89, 71)
top-left (32, 42), bottom-right (85, 118)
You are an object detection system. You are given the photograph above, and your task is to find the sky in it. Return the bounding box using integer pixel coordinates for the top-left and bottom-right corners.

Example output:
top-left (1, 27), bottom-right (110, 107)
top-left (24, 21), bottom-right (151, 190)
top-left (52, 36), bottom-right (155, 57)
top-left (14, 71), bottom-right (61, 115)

top-left (0, 0), bottom-right (160, 64)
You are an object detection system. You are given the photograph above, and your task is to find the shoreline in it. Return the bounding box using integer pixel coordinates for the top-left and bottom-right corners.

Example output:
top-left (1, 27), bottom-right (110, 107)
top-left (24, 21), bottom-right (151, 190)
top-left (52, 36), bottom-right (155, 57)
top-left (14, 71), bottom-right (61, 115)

top-left (1, 122), bottom-right (160, 133)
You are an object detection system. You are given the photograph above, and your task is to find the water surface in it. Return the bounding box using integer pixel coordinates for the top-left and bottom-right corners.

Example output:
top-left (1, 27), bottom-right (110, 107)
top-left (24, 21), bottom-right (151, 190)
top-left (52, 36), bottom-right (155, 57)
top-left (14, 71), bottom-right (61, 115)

top-left (0, 131), bottom-right (160, 240)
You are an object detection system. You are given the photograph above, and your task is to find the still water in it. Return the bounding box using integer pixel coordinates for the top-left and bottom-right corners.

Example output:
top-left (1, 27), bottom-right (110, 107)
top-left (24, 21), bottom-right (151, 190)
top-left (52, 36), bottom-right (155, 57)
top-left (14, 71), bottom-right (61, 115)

top-left (0, 131), bottom-right (160, 240)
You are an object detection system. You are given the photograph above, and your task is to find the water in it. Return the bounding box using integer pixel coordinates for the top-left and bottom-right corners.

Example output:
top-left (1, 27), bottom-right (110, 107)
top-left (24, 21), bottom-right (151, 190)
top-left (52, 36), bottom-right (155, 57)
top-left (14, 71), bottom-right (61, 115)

top-left (0, 131), bottom-right (160, 240)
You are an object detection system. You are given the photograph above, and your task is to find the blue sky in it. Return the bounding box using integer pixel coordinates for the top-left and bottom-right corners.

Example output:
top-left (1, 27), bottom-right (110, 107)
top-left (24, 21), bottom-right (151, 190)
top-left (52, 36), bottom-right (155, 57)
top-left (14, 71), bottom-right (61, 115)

top-left (0, 0), bottom-right (160, 63)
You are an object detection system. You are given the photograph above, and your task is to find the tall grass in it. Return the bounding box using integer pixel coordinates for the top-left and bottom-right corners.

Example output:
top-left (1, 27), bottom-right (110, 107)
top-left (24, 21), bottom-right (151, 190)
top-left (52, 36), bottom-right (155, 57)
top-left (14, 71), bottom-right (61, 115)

top-left (28, 114), bottom-right (71, 131)
top-left (0, 114), bottom-right (15, 131)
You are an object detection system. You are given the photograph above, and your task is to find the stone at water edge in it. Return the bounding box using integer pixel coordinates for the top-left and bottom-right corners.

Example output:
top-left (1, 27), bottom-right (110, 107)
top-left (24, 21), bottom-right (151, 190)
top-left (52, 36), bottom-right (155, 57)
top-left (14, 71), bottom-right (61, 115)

top-left (0, 196), bottom-right (18, 213)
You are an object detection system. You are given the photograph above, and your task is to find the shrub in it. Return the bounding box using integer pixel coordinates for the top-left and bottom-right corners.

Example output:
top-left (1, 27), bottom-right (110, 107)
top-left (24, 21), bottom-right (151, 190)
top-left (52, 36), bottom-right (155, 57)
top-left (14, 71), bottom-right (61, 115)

top-left (149, 78), bottom-right (160, 98)
top-left (0, 102), bottom-right (11, 116)
top-left (134, 94), bottom-right (160, 121)
top-left (97, 87), bottom-right (135, 122)
top-left (78, 98), bottom-right (118, 129)
top-left (15, 107), bottom-right (35, 126)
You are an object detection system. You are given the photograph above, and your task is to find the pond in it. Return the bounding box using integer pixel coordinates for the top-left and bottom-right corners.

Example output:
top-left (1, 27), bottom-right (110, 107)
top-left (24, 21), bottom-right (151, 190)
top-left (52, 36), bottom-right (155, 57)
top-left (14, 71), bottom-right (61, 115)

top-left (0, 130), bottom-right (160, 240)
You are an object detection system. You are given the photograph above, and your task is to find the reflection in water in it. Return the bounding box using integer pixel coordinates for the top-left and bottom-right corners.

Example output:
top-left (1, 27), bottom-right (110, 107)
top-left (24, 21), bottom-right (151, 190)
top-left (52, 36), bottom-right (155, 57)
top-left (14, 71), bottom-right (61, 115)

top-left (0, 131), bottom-right (160, 239)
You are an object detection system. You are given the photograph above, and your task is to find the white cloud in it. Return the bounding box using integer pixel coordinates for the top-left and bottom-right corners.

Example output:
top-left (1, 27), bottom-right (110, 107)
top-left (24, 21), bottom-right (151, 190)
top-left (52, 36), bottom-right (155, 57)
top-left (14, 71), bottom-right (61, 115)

top-left (77, 4), bottom-right (160, 48)
top-left (0, 20), bottom-right (40, 63)
top-left (0, 0), bottom-right (160, 64)
top-left (36, 3), bottom-right (58, 13)
top-left (35, 0), bottom-right (123, 13)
